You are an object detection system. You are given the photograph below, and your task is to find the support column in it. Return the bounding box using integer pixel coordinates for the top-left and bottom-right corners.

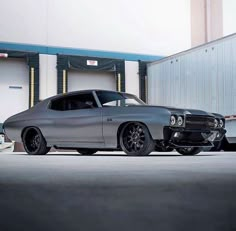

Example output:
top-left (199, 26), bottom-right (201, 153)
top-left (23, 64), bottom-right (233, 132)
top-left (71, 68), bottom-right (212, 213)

top-left (117, 73), bottom-right (121, 92)
top-left (191, 0), bottom-right (223, 47)
top-left (30, 67), bottom-right (35, 107)
top-left (62, 70), bottom-right (67, 94)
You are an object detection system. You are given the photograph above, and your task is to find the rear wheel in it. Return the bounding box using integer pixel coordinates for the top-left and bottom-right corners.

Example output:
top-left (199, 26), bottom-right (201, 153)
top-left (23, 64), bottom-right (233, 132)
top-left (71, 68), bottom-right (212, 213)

top-left (22, 127), bottom-right (50, 155)
top-left (120, 122), bottom-right (154, 156)
top-left (77, 149), bottom-right (97, 155)
top-left (176, 147), bottom-right (202, 156)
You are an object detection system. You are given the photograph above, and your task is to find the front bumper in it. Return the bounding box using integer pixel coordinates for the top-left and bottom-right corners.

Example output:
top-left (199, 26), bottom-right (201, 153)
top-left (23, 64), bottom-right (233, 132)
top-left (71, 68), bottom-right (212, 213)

top-left (163, 127), bottom-right (226, 148)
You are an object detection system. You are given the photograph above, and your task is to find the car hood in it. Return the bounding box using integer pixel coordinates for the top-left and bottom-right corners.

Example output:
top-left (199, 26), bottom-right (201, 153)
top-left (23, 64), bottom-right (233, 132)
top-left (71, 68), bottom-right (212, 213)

top-left (131, 104), bottom-right (216, 117)
top-left (160, 106), bottom-right (213, 116)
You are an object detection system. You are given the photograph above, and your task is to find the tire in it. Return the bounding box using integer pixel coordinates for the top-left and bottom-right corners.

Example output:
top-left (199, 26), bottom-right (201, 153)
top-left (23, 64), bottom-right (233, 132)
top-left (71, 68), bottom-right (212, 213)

top-left (220, 137), bottom-right (236, 151)
top-left (210, 141), bottom-right (222, 151)
top-left (119, 122), bottom-right (154, 156)
top-left (22, 127), bottom-right (50, 155)
top-left (176, 147), bottom-right (202, 156)
top-left (77, 149), bottom-right (97, 155)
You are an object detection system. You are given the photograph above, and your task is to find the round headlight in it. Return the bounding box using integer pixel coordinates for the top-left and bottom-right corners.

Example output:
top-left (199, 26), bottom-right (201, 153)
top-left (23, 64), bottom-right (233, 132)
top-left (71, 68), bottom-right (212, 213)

top-left (214, 119), bottom-right (218, 128)
top-left (219, 119), bottom-right (224, 128)
top-left (177, 116), bottom-right (184, 126)
top-left (170, 115), bottom-right (176, 126)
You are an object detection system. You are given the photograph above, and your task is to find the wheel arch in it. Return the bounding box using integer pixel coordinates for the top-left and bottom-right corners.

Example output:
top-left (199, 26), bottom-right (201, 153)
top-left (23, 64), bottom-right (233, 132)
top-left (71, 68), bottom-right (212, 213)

top-left (116, 121), bottom-right (153, 148)
top-left (21, 125), bottom-right (50, 155)
top-left (21, 126), bottom-right (43, 140)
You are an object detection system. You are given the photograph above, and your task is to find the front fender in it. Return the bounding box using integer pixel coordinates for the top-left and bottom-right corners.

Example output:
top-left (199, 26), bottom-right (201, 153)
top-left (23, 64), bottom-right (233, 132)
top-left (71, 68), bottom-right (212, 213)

top-left (102, 107), bottom-right (171, 148)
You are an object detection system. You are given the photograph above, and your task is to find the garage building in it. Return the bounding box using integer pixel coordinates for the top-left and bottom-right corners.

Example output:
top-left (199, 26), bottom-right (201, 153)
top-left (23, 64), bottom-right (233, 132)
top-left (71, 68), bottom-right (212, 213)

top-left (0, 0), bottom-right (233, 124)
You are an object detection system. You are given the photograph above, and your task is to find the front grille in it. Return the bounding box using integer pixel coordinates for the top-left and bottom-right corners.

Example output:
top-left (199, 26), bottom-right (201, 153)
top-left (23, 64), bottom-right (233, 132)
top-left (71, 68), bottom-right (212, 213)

top-left (185, 115), bottom-right (215, 130)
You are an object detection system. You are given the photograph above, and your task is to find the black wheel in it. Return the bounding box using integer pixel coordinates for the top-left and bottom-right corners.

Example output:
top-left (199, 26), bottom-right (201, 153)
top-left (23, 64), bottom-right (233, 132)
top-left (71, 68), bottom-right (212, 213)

top-left (210, 141), bottom-right (222, 151)
top-left (22, 127), bottom-right (50, 155)
top-left (77, 149), bottom-right (97, 155)
top-left (176, 147), bottom-right (202, 155)
top-left (120, 122), bottom-right (154, 156)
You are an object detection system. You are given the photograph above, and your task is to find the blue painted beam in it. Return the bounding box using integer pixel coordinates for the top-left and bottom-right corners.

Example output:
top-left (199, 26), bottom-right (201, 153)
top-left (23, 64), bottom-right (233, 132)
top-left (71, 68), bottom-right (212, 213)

top-left (0, 41), bottom-right (164, 62)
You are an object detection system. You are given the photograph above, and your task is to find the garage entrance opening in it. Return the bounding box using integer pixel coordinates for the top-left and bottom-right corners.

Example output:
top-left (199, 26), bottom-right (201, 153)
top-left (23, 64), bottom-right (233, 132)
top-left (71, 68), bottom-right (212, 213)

top-left (0, 58), bottom-right (29, 123)
top-left (57, 55), bottom-right (125, 94)
top-left (68, 70), bottom-right (116, 92)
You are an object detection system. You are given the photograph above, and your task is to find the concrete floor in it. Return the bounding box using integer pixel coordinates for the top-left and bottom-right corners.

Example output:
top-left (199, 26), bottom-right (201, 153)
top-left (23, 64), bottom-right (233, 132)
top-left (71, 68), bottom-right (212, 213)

top-left (0, 151), bottom-right (236, 231)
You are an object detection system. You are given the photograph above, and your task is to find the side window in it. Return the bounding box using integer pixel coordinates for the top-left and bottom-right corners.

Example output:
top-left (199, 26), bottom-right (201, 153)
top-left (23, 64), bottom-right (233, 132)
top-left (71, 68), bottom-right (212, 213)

top-left (96, 91), bottom-right (124, 106)
top-left (50, 93), bottom-right (98, 111)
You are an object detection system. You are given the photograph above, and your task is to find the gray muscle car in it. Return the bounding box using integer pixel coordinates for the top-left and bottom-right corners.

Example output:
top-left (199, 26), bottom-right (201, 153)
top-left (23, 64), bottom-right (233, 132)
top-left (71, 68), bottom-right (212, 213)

top-left (3, 90), bottom-right (226, 156)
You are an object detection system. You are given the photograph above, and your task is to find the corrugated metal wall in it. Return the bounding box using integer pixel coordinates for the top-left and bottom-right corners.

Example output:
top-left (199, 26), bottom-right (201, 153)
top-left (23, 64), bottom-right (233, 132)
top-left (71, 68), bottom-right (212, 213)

top-left (147, 34), bottom-right (236, 116)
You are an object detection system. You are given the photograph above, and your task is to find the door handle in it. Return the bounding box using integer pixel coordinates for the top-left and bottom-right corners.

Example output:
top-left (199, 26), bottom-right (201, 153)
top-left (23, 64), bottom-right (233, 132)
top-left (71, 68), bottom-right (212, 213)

top-left (107, 118), bottom-right (112, 122)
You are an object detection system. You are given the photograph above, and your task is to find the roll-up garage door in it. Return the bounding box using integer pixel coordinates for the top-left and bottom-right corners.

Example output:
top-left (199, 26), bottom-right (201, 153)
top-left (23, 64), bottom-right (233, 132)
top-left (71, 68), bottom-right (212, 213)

top-left (0, 58), bottom-right (29, 123)
top-left (68, 70), bottom-right (116, 92)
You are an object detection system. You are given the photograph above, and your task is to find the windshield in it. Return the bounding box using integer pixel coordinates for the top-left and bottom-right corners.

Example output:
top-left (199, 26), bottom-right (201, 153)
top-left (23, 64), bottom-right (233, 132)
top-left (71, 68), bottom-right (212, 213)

top-left (96, 91), bottom-right (145, 107)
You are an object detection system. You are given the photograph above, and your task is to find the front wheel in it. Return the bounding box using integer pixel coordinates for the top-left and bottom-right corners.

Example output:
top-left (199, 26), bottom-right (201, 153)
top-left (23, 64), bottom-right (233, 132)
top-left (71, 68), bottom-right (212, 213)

top-left (22, 127), bottom-right (50, 155)
top-left (77, 149), bottom-right (97, 155)
top-left (176, 147), bottom-right (202, 156)
top-left (120, 122), bottom-right (154, 156)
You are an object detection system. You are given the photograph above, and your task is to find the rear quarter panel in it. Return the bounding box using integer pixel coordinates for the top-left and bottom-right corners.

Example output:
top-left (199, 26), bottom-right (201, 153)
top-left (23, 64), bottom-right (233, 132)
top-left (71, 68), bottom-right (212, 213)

top-left (3, 100), bottom-right (49, 143)
top-left (4, 110), bottom-right (48, 143)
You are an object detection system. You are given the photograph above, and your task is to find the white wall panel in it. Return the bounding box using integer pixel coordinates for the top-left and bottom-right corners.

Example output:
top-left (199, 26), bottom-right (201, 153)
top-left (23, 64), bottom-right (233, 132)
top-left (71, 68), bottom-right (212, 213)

top-left (223, 0), bottom-right (236, 36)
top-left (39, 54), bottom-right (57, 100)
top-left (0, 0), bottom-right (48, 45)
top-left (68, 71), bottom-right (116, 92)
top-left (0, 0), bottom-right (191, 56)
top-left (125, 61), bottom-right (139, 97)
top-left (0, 59), bottom-right (29, 122)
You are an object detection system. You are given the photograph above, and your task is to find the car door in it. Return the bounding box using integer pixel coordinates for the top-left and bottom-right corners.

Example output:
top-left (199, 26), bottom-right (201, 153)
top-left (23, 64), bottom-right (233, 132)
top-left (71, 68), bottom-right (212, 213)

top-left (47, 92), bottom-right (104, 146)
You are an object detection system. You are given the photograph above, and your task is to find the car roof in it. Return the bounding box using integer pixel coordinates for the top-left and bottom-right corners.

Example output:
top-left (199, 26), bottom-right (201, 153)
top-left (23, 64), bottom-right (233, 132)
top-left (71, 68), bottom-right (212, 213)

top-left (32, 90), bottom-right (136, 111)
top-left (46, 89), bottom-right (130, 101)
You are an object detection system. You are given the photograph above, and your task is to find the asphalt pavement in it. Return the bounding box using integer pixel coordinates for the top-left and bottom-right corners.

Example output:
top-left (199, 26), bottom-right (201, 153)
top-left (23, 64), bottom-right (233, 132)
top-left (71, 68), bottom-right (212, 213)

top-left (0, 151), bottom-right (236, 231)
